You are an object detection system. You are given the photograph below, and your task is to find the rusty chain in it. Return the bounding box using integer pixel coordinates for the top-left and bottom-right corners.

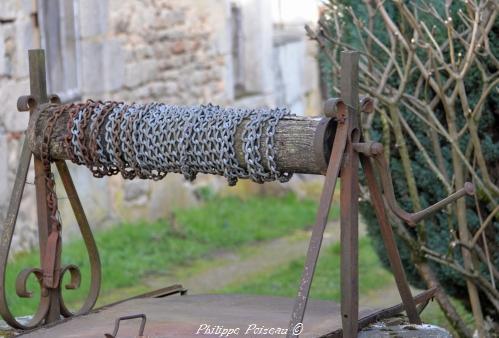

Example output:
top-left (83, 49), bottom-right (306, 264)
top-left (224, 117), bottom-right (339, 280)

top-left (57, 100), bottom-right (293, 185)
top-left (40, 103), bottom-right (67, 288)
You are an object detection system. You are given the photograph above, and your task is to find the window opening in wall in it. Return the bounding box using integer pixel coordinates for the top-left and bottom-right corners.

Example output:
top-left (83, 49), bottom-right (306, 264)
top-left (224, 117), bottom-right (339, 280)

top-left (38, 0), bottom-right (81, 102)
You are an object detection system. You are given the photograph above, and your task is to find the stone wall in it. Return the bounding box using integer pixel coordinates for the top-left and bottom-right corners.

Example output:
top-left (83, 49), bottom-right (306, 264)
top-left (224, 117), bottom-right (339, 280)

top-left (0, 0), bottom-right (40, 252)
top-left (0, 0), bottom-right (322, 253)
top-left (58, 0), bottom-right (235, 234)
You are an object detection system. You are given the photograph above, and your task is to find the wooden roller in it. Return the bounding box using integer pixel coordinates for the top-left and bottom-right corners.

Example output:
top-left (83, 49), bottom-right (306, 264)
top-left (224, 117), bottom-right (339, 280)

top-left (26, 104), bottom-right (337, 176)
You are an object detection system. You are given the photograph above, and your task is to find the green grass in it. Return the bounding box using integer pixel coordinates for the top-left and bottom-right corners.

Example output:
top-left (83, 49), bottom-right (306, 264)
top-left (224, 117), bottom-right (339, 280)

top-left (5, 193), bottom-right (330, 316)
top-left (218, 237), bottom-right (393, 301)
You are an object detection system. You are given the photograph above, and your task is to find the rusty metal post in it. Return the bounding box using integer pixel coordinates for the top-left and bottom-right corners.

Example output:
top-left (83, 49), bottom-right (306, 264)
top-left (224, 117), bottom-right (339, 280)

top-left (29, 49), bottom-right (62, 324)
top-left (339, 51), bottom-right (360, 338)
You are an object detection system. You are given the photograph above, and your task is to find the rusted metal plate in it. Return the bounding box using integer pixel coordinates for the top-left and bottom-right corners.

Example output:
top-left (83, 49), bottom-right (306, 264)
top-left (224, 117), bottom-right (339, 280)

top-left (20, 294), bottom-right (377, 337)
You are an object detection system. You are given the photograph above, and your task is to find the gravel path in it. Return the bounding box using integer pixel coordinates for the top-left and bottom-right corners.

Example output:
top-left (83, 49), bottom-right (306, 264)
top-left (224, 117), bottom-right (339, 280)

top-left (145, 221), bottom-right (346, 293)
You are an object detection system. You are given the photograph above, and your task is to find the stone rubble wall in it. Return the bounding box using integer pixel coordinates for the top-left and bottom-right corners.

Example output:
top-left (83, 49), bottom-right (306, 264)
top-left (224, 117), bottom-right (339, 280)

top-left (0, 0), bottom-right (322, 253)
top-left (0, 0), bottom-right (40, 253)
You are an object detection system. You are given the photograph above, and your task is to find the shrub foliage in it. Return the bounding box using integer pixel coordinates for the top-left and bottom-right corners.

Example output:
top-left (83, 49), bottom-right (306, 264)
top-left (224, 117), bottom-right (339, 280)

top-left (315, 1), bottom-right (498, 336)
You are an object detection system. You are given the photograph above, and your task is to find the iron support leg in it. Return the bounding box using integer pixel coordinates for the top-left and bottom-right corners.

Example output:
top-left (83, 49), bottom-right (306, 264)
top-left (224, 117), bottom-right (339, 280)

top-left (287, 117), bottom-right (349, 337)
top-left (360, 154), bottom-right (421, 324)
top-left (339, 139), bottom-right (360, 337)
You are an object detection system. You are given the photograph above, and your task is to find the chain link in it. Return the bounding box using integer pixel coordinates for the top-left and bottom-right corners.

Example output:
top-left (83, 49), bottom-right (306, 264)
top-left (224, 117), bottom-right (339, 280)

top-left (41, 104), bottom-right (66, 231)
top-left (61, 100), bottom-right (293, 185)
top-left (40, 103), bottom-right (67, 288)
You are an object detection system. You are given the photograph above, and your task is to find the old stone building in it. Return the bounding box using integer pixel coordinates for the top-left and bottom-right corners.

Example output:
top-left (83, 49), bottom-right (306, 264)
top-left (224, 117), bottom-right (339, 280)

top-left (0, 0), bottom-right (321, 252)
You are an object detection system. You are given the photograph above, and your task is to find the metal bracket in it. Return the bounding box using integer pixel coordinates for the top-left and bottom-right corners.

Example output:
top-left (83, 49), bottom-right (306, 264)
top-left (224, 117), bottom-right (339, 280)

top-left (17, 95), bottom-right (38, 112)
top-left (323, 96), bottom-right (374, 121)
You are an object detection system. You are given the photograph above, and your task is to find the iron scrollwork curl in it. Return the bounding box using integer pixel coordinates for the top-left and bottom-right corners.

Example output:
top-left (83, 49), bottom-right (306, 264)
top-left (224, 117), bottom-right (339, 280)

top-left (16, 267), bottom-right (46, 298)
top-left (55, 161), bottom-right (102, 318)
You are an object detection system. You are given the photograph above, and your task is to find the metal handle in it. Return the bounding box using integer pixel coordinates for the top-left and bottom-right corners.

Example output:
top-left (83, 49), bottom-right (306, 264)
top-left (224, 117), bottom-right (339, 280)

top-left (105, 314), bottom-right (147, 338)
top-left (354, 142), bottom-right (475, 226)
top-left (407, 183), bottom-right (474, 224)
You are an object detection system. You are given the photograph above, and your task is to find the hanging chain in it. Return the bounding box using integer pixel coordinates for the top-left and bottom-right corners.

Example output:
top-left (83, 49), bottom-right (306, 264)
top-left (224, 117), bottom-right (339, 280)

top-left (40, 103), bottom-right (67, 288)
top-left (59, 100), bottom-right (294, 185)
top-left (41, 104), bottom-right (66, 231)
